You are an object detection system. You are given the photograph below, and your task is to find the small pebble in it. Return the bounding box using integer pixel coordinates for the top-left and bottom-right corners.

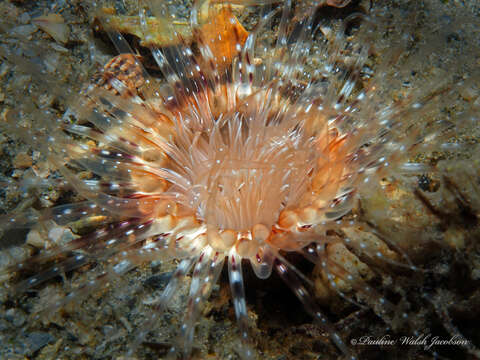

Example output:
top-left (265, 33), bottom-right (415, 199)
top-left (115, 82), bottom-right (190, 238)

top-left (460, 85), bottom-right (479, 102)
top-left (144, 272), bottom-right (173, 289)
top-left (10, 24), bottom-right (37, 38)
top-left (26, 229), bottom-right (45, 248)
top-left (13, 152), bottom-right (32, 169)
top-left (18, 12), bottom-right (30, 25)
top-left (32, 13), bottom-right (70, 44)
top-left (24, 331), bottom-right (55, 354)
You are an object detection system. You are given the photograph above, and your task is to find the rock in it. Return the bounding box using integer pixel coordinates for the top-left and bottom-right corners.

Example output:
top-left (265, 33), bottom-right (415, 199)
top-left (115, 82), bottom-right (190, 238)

top-left (13, 152), bottom-right (32, 169)
top-left (32, 13), bottom-right (70, 44)
top-left (24, 331), bottom-right (55, 355)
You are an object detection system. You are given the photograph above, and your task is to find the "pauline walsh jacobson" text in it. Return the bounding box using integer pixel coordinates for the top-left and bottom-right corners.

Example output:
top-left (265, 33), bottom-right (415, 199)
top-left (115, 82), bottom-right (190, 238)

top-left (352, 334), bottom-right (469, 350)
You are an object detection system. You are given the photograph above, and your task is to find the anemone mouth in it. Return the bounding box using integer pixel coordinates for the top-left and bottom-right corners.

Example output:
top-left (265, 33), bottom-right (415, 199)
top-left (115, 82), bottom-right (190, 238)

top-left (173, 110), bottom-right (318, 231)
top-left (147, 81), bottom-right (356, 257)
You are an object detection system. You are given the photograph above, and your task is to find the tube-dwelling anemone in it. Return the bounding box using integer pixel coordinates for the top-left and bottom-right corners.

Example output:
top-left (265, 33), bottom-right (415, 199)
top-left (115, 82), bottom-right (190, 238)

top-left (0, 0), bottom-right (470, 359)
